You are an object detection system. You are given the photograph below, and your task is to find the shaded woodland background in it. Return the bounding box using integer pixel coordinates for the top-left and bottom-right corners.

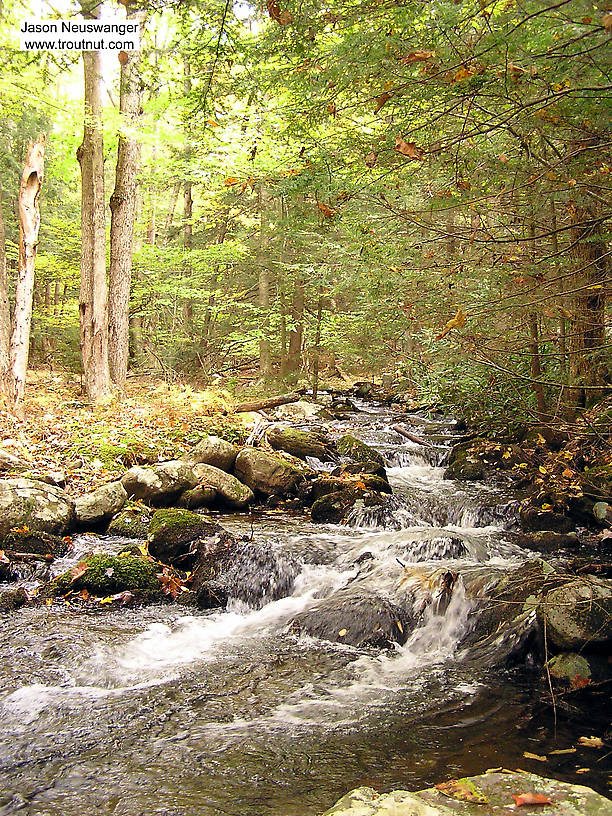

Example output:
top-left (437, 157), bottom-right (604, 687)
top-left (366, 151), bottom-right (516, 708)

top-left (0, 0), bottom-right (610, 424)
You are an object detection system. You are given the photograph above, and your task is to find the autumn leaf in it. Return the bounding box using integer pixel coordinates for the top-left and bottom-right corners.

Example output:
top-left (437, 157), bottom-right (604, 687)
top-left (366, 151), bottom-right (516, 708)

top-left (206, 118), bottom-right (219, 127)
top-left (365, 152), bottom-right (378, 167)
top-left (400, 50), bottom-right (435, 64)
top-left (317, 200), bottom-right (337, 218)
top-left (578, 736), bottom-right (604, 748)
top-left (266, 0), bottom-right (294, 25)
top-left (327, 102), bottom-right (337, 115)
top-left (512, 792), bottom-right (553, 806)
top-left (118, 51), bottom-right (129, 66)
top-left (394, 136), bottom-right (425, 160)
top-left (435, 307), bottom-right (466, 340)
top-left (436, 779), bottom-right (488, 804)
top-left (70, 561), bottom-right (89, 582)
top-left (374, 91), bottom-right (393, 113)
top-left (603, 13), bottom-right (612, 33)
top-left (225, 177), bottom-right (240, 186)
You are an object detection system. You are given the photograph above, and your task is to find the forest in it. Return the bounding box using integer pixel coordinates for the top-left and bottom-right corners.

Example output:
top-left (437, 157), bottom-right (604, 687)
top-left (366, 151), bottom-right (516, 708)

top-left (0, 1), bottom-right (611, 815)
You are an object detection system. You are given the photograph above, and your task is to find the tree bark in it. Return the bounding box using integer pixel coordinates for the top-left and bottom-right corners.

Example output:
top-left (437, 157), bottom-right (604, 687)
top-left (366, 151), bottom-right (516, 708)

top-left (9, 134), bottom-right (45, 411)
top-left (311, 288), bottom-right (323, 400)
top-left (109, 11), bottom-right (145, 389)
top-left (258, 186), bottom-right (271, 378)
top-left (284, 276), bottom-right (304, 373)
top-left (232, 392), bottom-right (300, 413)
top-left (162, 180), bottom-right (180, 246)
top-left (0, 179), bottom-right (11, 400)
top-left (77, 9), bottom-right (112, 402)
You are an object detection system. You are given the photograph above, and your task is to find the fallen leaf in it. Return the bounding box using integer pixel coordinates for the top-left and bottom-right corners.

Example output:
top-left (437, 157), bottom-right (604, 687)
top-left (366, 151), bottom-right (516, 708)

top-left (70, 561), bottom-right (89, 583)
top-left (338, 628), bottom-right (347, 636)
top-left (576, 767), bottom-right (591, 774)
top-left (99, 596), bottom-right (114, 605)
top-left (316, 200), bottom-right (337, 218)
top-left (365, 151), bottom-right (378, 167)
top-left (435, 307), bottom-right (466, 340)
top-left (578, 736), bottom-right (604, 748)
top-left (512, 792), bottom-right (553, 806)
top-left (394, 136), bottom-right (425, 160)
top-left (603, 13), bottom-right (612, 33)
top-left (327, 102), bottom-right (337, 115)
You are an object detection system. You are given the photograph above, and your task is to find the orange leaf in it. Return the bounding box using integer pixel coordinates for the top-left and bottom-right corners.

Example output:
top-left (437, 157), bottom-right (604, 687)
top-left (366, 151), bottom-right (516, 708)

top-left (394, 136), bottom-right (425, 160)
top-left (512, 793), bottom-right (553, 806)
top-left (317, 200), bottom-right (337, 218)
top-left (327, 102), bottom-right (337, 115)
top-left (266, 0), bottom-right (293, 25)
top-left (70, 561), bottom-right (89, 583)
top-left (225, 177), bottom-right (240, 186)
top-left (374, 92), bottom-right (393, 113)
top-left (118, 51), bottom-right (129, 66)
top-left (400, 50), bottom-right (435, 64)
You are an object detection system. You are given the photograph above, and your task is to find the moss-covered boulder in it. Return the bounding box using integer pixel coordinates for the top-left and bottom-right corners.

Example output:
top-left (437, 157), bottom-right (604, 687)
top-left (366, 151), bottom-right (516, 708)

top-left (53, 553), bottom-right (160, 598)
top-left (148, 508), bottom-right (219, 566)
top-left (191, 463), bottom-right (254, 508)
top-left (0, 478), bottom-right (74, 541)
top-left (331, 461), bottom-right (388, 480)
top-left (444, 441), bottom-right (485, 481)
top-left (0, 587), bottom-right (28, 612)
top-left (336, 434), bottom-right (384, 467)
top-left (75, 480), bottom-right (127, 526)
top-left (321, 772), bottom-right (612, 815)
top-left (311, 486), bottom-right (388, 524)
top-left (546, 652), bottom-right (592, 686)
top-left (266, 426), bottom-right (334, 461)
top-left (177, 485), bottom-right (217, 510)
top-left (180, 435), bottom-right (238, 472)
top-left (234, 448), bottom-right (306, 496)
top-left (307, 474), bottom-right (391, 505)
top-left (2, 528), bottom-right (68, 557)
top-left (538, 577), bottom-right (612, 651)
top-left (519, 506), bottom-right (574, 533)
top-left (515, 530), bottom-right (579, 553)
top-left (107, 506), bottom-right (153, 539)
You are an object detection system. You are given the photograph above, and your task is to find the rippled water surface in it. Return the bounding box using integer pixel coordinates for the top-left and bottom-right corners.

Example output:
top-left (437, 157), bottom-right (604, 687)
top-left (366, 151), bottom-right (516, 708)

top-left (1, 403), bottom-right (611, 815)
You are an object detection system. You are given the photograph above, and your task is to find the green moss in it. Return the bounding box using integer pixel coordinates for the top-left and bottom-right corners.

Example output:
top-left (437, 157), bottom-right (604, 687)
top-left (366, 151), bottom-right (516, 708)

top-left (53, 553), bottom-right (160, 597)
top-left (108, 506), bottom-right (153, 539)
top-left (148, 508), bottom-right (208, 546)
top-left (337, 434), bottom-right (384, 467)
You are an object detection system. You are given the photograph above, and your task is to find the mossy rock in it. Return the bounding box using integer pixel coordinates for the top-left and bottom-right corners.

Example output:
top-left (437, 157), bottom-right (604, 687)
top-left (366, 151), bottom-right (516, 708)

top-left (267, 426), bottom-right (334, 461)
top-left (579, 464), bottom-right (612, 502)
top-left (336, 434), bottom-right (384, 467)
top-left (311, 486), bottom-right (387, 524)
top-left (148, 508), bottom-right (218, 565)
top-left (0, 587), bottom-right (28, 612)
top-left (3, 528), bottom-right (68, 557)
top-left (94, 440), bottom-right (169, 468)
top-left (307, 474), bottom-right (391, 505)
top-left (107, 506), bottom-right (153, 539)
top-left (53, 553), bottom-right (160, 598)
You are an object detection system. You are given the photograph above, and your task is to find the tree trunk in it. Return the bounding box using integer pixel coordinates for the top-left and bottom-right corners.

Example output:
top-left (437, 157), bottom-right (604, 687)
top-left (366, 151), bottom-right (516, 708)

top-left (568, 203), bottom-right (609, 410)
top-left (9, 134), bottom-right (45, 412)
top-left (108, 10), bottom-right (144, 389)
top-left (311, 289), bottom-right (323, 401)
top-left (258, 186), bottom-right (271, 378)
top-left (0, 180), bottom-right (11, 400)
top-left (162, 181), bottom-right (180, 246)
top-left (284, 276), bottom-right (304, 374)
top-left (528, 313), bottom-right (547, 421)
top-left (77, 8), bottom-right (112, 402)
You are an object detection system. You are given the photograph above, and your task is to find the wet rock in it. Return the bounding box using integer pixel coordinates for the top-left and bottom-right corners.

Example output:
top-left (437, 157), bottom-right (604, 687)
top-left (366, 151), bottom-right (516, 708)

top-left (311, 486), bottom-right (389, 524)
top-left (538, 577), bottom-right (612, 651)
top-left (331, 461), bottom-right (388, 481)
top-left (546, 652), bottom-right (592, 685)
top-left (107, 506), bottom-right (153, 539)
top-left (177, 485), bottom-right (217, 510)
top-left (444, 442), bottom-right (485, 481)
top-left (290, 587), bottom-right (411, 649)
top-left (75, 481), bottom-right (127, 526)
top-left (234, 448), bottom-right (306, 496)
top-left (520, 506), bottom-right (574, 534)
top-left (121, 460), bottom-right (196, 505)
top-left (328, 397), bottom-right (357, 417)
top-left (0, 587), bottom-right (28, 612)
top-left (191, 463), bottom-right (254, 509)
top-left (274, 400), bottom-right (332, 421)
top-left (148, 508), bottom-right (219, 566)
top-left (2, 528), bottom-right (67, 557)
top-left (53, 553), bottom-right (160, 598)
top-left (266, 425), bottom-right (334, 461)
top-left (336, 434), bottom-right (384, 467)
top-left (321, 772), bottom-right (612, 816)
top-left (515, 530), bottom-right (579, 553)
top-left (192, 538), bottom-right (298, 610)
top-left (0, 478), bottom-right (75, 541)
top-left (180, 435), bottom-right (238, 472)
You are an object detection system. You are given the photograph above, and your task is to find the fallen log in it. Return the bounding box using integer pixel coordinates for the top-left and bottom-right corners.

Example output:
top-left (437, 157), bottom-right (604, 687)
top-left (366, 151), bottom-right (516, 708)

top-left (232, 392), bottom-right (300, 414)
top-left (390, 424), bottom-right (430, 446)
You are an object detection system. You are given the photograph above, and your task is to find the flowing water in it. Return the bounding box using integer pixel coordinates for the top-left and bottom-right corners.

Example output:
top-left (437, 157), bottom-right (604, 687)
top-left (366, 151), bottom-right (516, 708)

top-left (1, 403), bottom-right (610, 815)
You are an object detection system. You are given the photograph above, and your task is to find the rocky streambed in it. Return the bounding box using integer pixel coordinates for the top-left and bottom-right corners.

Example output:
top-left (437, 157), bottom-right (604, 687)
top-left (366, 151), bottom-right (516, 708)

top-left (1, 394), bottom-right (611, 815)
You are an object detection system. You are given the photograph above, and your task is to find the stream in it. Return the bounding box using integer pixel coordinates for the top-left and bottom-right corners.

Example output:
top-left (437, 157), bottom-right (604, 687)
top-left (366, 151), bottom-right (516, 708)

top-left (1, 402), bottom-right (611, 815)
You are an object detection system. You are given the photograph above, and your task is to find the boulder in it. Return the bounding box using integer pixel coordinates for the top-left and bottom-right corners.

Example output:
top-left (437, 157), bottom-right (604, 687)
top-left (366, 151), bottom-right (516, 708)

top-left (53, 553), bottom-right (160, 599)
top-left (519, 506), bottom-right (574, 534)
top-left (290, 587), bottom-right (411, 649)
top-left (148, 508), bottom-right (220, 566)
top-left (266, 426), bottom-right (334, 461)
top-left (0, 478), bottom-right (74, 541)
top-left (0, 587), bottom-right (28, 612)
top-left (1, 528), bottom-right (67, 557)
top-left (546, 652), bottom-right (592, 686)
top-left (331, 461), bottom-right (388, 481)
top-left (538, 577), bottom-right (612, 651)
top-left (0, 449), bottom-right (27, 472)
top-left (180, 435), bottom-right (238, 472)
top-left (515, 530), bottom-right (579, 553)
top-left (311, 486), bottom-right (389, 524)
top-left (121, 460), bottom-right (196, 505)
top-left (321, 772), bottom-right (612, 816)
top-left (444, 441), bottom-right (485, 481)
top-left (234, 448), bottom-right (305, 496)
top-left (336, 434), bottom-right (384, 467)
top-left (75, 481), bottom-right (127, 526)
top-left (192, 538), bottom-right (298, 609)
top-left (177, 485), bottom-right (217, 510)
top-left (306, 474), bottom-right (391, 505)
top-left (191, 463), bottom-right (254, 509)
top-left (107, 506), bottom-right (153, 539)
top-left (274, 400), bottom-right (332, 421)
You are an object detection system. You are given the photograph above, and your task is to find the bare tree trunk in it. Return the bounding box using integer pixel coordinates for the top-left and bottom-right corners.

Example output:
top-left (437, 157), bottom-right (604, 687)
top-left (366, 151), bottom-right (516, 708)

top-left (258, 186), bottom-right (271, 379)
top-left (0, 180), bottom-right (11, 400)
top-left (528, 313), bottom-right (547, 421)
top-left (77, 13), bottom-right (112, 402)
top-left (108, 10), bottom-right (144, 389)
top-left (312, 288), bottom-right (323, 400)
top-left (162, 181), bottom-right (180, 246)
top-left (182, 57), bottom-right (194, 335)
top-left (284, 276), bottom-right (304, 374)
top-left (9, 134), bottom-right (45, 412)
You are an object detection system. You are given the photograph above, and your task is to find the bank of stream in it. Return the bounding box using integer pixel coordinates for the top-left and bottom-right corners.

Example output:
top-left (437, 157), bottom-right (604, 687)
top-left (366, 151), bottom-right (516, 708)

top-left (1, 400), bottom-right (611, 815)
